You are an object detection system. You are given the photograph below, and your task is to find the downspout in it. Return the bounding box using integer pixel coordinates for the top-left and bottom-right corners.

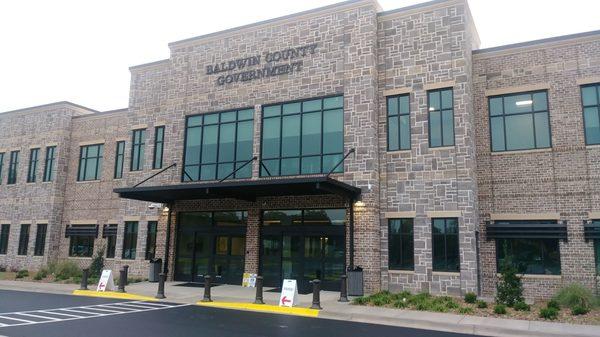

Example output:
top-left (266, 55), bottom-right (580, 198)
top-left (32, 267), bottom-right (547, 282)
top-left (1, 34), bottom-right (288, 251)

top-left (163, 203), bottom-right (173, 275)
top-left (349, 198), bottom-right (355, 270)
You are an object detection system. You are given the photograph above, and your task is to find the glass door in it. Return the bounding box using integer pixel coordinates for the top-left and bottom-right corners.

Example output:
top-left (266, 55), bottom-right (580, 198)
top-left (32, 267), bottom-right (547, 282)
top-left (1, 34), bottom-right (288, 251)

top-left (261, 235), bottom-right (281, 287)
top-left (213, 235), bottom-right (246, 284)
top-left (193, 233), bottom-right (211, 282)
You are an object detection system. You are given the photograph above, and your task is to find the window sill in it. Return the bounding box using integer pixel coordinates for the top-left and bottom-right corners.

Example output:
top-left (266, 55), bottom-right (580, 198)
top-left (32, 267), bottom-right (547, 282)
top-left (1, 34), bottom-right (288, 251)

top-left (429, 146), bottom-right (455, 151)
top-left (386, 149), bottom-right (411, 155)
top-left (68, 256), bottom-right (93, 259)
top-left (586, 144), bottom-right (600, 149)
top-left (75, 180), bottom-right (101, 183)
top-left (432, 271), bottom-right (460, 276)
top-left (491, 148), bottom-right (552, 155)
top-left (388, 269), bottom-right (414, 274)
top-left (496, 273), bottom-right (561, 279)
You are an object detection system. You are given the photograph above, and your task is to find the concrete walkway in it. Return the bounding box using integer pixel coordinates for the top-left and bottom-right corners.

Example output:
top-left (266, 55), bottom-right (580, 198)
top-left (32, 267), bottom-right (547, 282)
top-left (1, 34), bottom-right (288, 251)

top-left (0, 280), bottom-right (598, 337)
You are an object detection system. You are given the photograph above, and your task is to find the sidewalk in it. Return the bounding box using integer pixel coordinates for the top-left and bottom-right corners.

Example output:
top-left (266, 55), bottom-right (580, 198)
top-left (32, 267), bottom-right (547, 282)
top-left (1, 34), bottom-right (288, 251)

top-left (0, 280), bottom-right (598, 337)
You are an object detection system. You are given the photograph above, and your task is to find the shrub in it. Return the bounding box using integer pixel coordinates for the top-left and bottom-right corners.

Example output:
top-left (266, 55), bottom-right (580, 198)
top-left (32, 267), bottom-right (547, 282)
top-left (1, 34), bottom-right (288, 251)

top-left (392, 299), bottom-right (407, 309)
top-left (539, 307), bottom-right (559, 320)
top-left (369, 291), bottom-right (393, 306)
top-left (495, 242), bottom-right (524, 307)
top-left (458, 306), bottom-right (474, 314)
top-left (16, 270), bottom-right (29, 279)
top-left (89, 247), bottom-right (105, 278)
top-left (408, 292), bottom-right (431, 305)
top-left (553, 284), bottom-right (596, 310)
top-left (431, 302), bottom-right (449, 312)
top-left (476, 300), bottom-right (488, 309)
top-left (464, 292), bottom-right (477, 304)
top-left (33, 268), bottom-right (48, 281)
top-left (352, 296), bottom-right (368, 305)
top-left (571, 305), bottom-right (589, 316)
top-left (547, 299), bottom-right (560, 310)
top-left (0, 265), bottom-right (6, 272)
top-left (513, 301), bottom-right (530, 311)
top-left (53, 261), bottom-right (82, 281)
top-left (493, 304), bottom-right (507, 314)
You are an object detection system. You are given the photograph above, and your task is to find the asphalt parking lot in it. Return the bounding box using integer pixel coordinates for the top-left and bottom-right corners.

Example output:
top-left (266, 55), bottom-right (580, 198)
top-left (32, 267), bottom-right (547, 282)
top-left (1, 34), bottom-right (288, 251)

top-left (0, 290), bottom-right (480, 337)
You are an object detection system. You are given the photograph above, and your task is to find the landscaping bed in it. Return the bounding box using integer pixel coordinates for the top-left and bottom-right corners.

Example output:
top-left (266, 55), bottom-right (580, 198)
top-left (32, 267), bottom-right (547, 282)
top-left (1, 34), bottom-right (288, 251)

top-left (352, 289), bottom-right (600, 325)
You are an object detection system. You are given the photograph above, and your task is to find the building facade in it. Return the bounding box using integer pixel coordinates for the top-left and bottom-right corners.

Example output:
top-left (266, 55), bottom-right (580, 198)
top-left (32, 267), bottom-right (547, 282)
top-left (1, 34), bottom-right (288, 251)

top-left (1, 0), bottom-right (599, 299)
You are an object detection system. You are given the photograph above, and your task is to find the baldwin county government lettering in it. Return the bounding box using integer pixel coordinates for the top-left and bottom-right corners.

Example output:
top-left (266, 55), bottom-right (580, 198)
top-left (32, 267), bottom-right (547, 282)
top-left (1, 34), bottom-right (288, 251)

top-left (205, 43), bottom-right (318, 86)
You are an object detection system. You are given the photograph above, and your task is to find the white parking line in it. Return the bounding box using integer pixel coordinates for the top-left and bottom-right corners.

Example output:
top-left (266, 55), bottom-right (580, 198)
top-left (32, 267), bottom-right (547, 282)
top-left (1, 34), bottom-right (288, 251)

top-left (0, 301), bottom-right (189, 328)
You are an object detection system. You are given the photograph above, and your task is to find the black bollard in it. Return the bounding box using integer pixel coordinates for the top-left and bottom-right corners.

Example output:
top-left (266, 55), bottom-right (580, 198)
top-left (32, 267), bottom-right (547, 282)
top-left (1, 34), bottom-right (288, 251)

top-left (155, 273), bottom-right (166, 299)
top-left (118, 268), bottom-right (127, 293)
top-left (80, 268), bottom-right (89, 290)
top-left (338, 274), bottom-right (349, 302)
top-left (310, 279), bottom-right (322, 310)
top-left (202, 275), bottom-right (212, 302)
top-left (123, 265), bottom-right (129, 285)
top-left (254, 276), bottom-right (264, 304)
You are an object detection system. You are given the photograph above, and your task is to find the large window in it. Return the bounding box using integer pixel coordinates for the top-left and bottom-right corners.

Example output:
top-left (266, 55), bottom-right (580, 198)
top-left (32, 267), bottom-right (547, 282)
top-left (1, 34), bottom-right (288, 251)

top-left (262, 209), bottom-right (346, 226)
top-left (7, 151), bottom-right (19, 185)
top-left (42, 146), bottom-right (56, 182)
top-left (582, 84), bottom-right (600, 145)
top-left (0, 152), bottom-right (4, 184)
top-left (17, 224), bottom-right (30, 256)
top-left (114, 141), bottom-right (125, 179)
top-left (153, 126), bottom-right (165, 169)
top-left (489, 91), bottom-right (551, 152)
top-left (387, 95), bottom-right (410, 151)
top-left (428, 88), bottom-right (454, 147)
top-left (106, 235), bottom-right (116, 258)
top-left (0, 224), bottom-right (9, 254)
top-left (183, 108), bottom-right (254, 181)
top-left (145, 221), bottom-right (157, 260)
top-left (388, 218), bottom-right (414, 270)
top-left (27, 148), bottom-right (39, 183)
top-left (77, 144), bottom-right (103, 181)
top-left (497, 238), bottom-right (560, 275)
top-left (131, 129), bottom-right (146, 171)
top-left (260, 95), bottom-right (344, 176)
top-left (34, 224), bottom-right (47, 256)
top-left (122, 221), bottom-right (138, 259)
top-left (69, 235), bottom-right (94, 257)
top-left (432, 218), bottom-right (459, 272)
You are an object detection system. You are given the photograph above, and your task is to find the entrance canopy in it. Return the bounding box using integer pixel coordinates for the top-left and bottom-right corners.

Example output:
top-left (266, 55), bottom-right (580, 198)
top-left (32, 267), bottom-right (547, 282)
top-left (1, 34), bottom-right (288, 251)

top-left (113, 176), bottom-right (361, 203)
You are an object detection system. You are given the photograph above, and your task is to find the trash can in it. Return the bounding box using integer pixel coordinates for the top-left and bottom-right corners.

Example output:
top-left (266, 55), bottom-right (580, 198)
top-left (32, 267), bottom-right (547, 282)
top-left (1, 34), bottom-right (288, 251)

top-left (148, 258), bottom-right (162, 282)
top-left (347, 266), bottom-right (364, 296)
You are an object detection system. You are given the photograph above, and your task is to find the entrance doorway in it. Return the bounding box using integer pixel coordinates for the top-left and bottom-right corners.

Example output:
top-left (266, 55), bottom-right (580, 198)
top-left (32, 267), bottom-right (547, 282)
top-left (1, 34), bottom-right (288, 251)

top-left (175, 211), bottom-right (247, 285)
top-left (260, 209), bottom-right (346, 293)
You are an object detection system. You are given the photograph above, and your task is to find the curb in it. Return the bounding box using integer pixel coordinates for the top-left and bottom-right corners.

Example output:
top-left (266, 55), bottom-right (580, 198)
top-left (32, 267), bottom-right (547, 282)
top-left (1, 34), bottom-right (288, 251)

top-left (196, 301), bottom-right (320, 317)
top-left (72, 290), bottom-right (158, 302)
top-left (319, 311), bottom-right (600, 337)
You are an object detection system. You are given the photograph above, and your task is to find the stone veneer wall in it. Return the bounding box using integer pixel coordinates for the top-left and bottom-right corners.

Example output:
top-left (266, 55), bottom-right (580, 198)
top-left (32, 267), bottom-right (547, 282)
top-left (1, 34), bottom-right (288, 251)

top-left (377, 0), bottom-right (480, 296)
top-left (473, 36), bottom-right (600, 299)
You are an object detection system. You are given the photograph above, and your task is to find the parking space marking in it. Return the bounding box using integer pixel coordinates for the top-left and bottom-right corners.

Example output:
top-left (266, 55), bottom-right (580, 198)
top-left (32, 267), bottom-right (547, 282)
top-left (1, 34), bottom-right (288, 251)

top-left (0, 301), bottom-right (190, 328)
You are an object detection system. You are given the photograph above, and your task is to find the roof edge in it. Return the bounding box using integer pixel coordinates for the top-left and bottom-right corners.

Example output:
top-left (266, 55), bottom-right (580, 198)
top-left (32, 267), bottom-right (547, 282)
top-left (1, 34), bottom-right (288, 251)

top-left (168, 0), bottom-right (378, 49)
top-left (129, 59), bottom-right (170, 71)
top-left (377, 0), bottom-right (455, 17)
top-left (72, 108), bottom-right (128, 119)
top-left (0, 101), bottom-right (99, 117)
top-left (474, 29), bottom-right (600, 55)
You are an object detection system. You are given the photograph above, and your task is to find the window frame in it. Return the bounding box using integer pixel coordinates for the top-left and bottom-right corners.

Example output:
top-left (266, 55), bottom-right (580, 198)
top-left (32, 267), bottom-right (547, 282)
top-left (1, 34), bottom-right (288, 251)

top-left (17, 224), bottom-right (30, 256)
top-left (581, 83), bottom-right (600, 145)
top-left (34, 223), bottom-right (47, 256)
top-left (152, 126), bottom-right (165, 170)
top-left (27, 148), bottom-right (39, 183)
top-left (130, 129), bottom-right (146, 171)
top-left (431, 218), bottom-right (460, 272)
top-left (7, 150), bottom-right (19, 185)
top-left (259, 94), bottom-right (345, 177)
top-left (77, 144), bottom-right (104, 181)
top-left (145, 221), bottom-right (158, 260)
top-left (386, 94), bottom-right (411, 151)
top-left (488, 90), bottom-right (552, 152)
top-left (182, 107), bottom-right (255, 182)
top-left (42, 146), bottom-right (56, 182)
top-left (388, 218), bottom-right (414, 271)
top-left (122, 221), bottom-right (138, 260)
top-left (114, 141), bottom-right (125, 179)
top-left (427, 88), bottom-right (455, 148)
top-left (0, 224), bottom-right (9, 255)
top-left (69, 235), bottom-right (95, 257)
top-left (0, 152), bottom-right (4, 185)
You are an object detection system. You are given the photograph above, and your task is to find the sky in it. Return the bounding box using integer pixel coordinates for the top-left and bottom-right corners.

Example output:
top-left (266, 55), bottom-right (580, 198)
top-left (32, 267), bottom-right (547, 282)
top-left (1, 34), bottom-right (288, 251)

top-left (0, 0), bottom-right (598, 113)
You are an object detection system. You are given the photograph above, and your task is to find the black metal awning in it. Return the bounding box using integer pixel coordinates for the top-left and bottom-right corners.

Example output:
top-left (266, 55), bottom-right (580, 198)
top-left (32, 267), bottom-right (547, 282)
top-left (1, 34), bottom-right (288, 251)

top-left (486, 220), bottom-right (567, 241)
top-left (584, 221), bottom-right (600, 241)
top-left (113, 176), bottom-right (361, 203)
top-left (65, 224), bottom-right (99, 238)
top-left (102, 224), bottom-right (118, 238)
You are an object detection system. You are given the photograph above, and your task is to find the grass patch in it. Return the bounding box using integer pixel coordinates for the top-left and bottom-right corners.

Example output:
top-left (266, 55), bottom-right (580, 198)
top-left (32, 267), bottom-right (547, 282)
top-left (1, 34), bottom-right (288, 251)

top-left (539, 307), bottom-right (559, 320)
top-left (493, 304), bottom-right (507, 314)
top-left (464, 292), bottom-right (477, 304)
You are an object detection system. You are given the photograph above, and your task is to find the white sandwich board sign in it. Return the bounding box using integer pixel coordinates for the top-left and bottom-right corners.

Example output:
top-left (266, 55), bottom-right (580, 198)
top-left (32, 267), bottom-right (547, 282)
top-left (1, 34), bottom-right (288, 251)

top-left (96, 269), bottom-right (115, 292)
top-left (279, 279), bottom-right (298, 307)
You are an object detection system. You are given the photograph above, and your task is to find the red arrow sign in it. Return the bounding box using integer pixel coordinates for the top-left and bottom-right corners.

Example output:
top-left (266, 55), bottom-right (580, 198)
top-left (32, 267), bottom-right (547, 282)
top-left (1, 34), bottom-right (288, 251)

top-left (281, 296), bottom-right (291, 305)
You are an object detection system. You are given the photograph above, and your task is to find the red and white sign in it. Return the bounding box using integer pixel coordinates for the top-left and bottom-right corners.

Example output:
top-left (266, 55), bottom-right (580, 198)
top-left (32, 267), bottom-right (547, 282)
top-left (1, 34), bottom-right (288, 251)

top-left (279, 279), bottom-right (298, 307)
top-left (96, 269), bottom-right (115, 292)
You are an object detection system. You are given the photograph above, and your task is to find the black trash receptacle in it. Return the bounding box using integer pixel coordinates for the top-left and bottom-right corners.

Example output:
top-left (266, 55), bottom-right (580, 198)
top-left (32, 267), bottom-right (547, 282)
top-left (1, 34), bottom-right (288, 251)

top-left (149, 258), bottom-right (162, 282)
top-left (347, 266), bottom-right (364, 296)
